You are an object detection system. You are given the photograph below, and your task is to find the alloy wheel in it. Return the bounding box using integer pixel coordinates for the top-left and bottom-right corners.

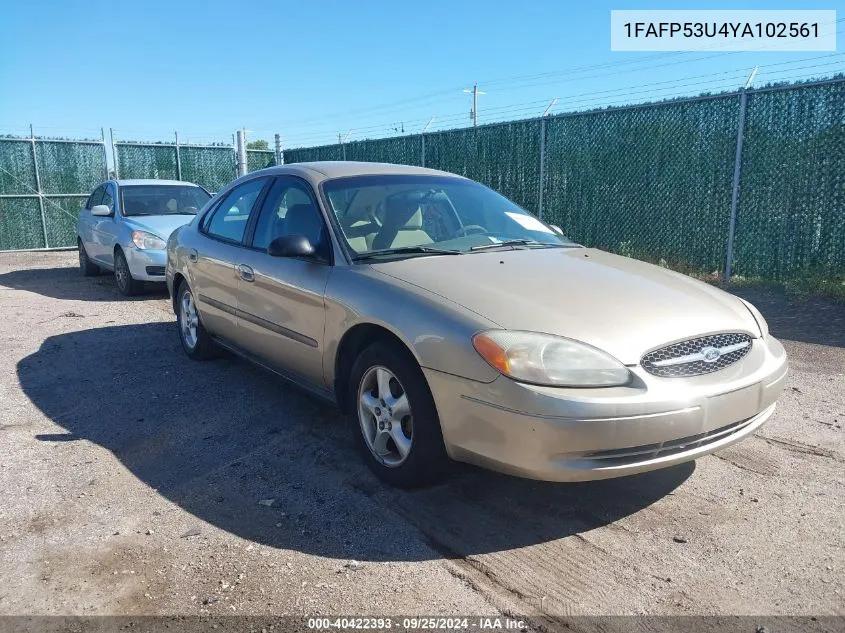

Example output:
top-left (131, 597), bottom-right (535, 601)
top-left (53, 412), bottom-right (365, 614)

top-left (357, 365), bottom-right (414, 467)
top-left (180, 290), bottom-right (199, 350)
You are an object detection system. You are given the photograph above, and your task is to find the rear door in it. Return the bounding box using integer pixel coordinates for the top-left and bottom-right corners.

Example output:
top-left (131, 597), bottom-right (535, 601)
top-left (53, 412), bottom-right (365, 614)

top-left (233, 176), bottom-right (332, 388)
top-left (189, 177), bottom-right (270, 339)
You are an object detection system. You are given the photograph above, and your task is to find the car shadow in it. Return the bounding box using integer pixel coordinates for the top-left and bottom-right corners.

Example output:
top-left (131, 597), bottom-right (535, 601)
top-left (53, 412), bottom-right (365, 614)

top-left (17, 322), bottom-right (692, 563)
top-left (0, 266), bottom-right (169, 302)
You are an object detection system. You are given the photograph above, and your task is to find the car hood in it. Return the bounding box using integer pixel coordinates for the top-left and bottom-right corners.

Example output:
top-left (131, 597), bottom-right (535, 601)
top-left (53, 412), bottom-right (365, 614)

top-left (370, 247), bottom-right (760, 364)
top-left (123, 215), bottom-right (195, 239)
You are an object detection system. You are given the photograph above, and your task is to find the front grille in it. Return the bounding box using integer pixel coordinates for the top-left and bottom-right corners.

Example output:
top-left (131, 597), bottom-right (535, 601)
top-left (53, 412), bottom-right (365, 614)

top-left (641, 332), bottom-right (753, 378)
top-left (145, 265), bottom-right (166, 276)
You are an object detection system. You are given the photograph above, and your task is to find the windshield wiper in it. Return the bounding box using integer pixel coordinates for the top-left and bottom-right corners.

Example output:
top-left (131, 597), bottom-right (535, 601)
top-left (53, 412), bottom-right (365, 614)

top-left (353, 246), bottom-right (463, 260)
top-left (470, 239), bottom-right (553, 251)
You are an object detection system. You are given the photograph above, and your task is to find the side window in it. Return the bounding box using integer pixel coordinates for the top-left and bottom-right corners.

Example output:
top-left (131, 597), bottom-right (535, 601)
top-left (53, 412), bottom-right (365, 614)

top-left (101, 184), bottom-right (115, 212)
top-left (252, 178), bottom-right (325, 252)
top-left (204, 178), bottom-right (268, 244)
top-left (86, 186), bottom-right (105, 210)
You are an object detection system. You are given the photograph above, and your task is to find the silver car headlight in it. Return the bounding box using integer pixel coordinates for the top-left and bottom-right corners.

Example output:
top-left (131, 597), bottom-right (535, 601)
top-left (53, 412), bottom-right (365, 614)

top-left (131, 230), bottom-right (166, 250)
top-left (472, 330), bottom-right (631, 387)
top-left (739, 298), bottom-right (769, 338)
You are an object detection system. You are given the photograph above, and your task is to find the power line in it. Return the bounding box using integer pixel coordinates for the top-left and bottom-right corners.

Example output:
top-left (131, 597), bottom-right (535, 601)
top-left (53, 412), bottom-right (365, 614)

top-left (281, 56), bottom-right (845, 145)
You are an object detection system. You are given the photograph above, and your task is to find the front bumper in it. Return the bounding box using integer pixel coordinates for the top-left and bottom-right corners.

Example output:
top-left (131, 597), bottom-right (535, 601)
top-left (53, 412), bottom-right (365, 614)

top-left (424, 335), bottom-right (788, 482)
top-left (125, 247), bottom-right (167, 282)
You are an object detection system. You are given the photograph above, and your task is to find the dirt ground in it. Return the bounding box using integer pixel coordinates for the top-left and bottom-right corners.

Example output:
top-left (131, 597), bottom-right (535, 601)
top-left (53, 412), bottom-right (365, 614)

top-left (0, 251), bottom-right (842, 625)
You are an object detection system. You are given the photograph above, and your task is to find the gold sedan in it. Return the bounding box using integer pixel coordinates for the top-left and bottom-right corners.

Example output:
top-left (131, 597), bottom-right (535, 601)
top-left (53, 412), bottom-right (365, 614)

top-left (166, 162), bottom-right (787, 488)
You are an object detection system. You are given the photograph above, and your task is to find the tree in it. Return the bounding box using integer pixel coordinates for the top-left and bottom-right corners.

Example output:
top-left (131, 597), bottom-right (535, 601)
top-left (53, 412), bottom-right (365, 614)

top-left (247, 139), bottom-right (269, 150)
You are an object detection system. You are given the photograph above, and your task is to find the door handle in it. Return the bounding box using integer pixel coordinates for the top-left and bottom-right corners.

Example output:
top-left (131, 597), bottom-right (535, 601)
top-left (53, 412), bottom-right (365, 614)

top-left (188, 249), bottom-right (198, 262)
top-left (237, 264), bottom-right (255, 282)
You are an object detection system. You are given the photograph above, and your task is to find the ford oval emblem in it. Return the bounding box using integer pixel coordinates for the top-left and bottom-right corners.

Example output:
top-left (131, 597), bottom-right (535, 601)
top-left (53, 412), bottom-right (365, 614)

top-left (701, 346), bottom-right (721, 363)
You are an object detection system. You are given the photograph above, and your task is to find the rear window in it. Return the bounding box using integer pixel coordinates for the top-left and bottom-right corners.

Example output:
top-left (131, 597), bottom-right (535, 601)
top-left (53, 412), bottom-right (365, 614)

top-left (121, 185), bottom-right (211, 217)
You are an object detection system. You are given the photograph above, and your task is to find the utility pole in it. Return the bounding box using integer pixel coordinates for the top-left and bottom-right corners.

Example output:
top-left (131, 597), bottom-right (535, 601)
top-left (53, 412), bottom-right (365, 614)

top-left (463, 84), bottom-right (486, 127)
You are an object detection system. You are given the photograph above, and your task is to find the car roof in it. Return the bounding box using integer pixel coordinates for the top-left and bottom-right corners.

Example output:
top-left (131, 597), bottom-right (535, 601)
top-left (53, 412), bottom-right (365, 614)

top-left (251, 161), bottom-right (467, 181)
top-left (112, 179), bottom-right (201, 187)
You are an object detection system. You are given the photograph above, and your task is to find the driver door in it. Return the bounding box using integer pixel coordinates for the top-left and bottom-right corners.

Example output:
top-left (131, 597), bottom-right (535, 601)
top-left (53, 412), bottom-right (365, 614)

top-left (233, 176), bottom-right (332, 389)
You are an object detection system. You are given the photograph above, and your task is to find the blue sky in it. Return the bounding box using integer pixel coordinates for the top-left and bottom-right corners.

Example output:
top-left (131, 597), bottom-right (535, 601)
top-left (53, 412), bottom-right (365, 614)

top-left (0, 0), bottom-right (842, 149)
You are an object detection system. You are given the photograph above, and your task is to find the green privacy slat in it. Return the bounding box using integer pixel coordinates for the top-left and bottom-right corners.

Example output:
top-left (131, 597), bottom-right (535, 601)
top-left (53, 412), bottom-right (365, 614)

top-left (116, 144), bottom-right (178, 180)
top-left (733, 81), bottom-right (845, 280)
top-left (36, 142), bottom-right (105, 194)
top-left (0, 140), bottom-right (37, 195)
top-left (44, 196), bottom-right (87, 248)
top-left (180, 146), bottom-right (236, 192)
top-left (0, 198), bottom-right (45, 249)
top-left (247, 150), bottom-right (276, 173)
top-left (543, 97), bottom-right (739, 275)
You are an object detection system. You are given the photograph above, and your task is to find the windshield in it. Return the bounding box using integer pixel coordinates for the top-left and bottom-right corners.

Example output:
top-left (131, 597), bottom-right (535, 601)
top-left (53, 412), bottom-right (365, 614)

top-left (121, 185), bottom-right (211, 217)
top-left (321, 175), bottom-right (575, 259)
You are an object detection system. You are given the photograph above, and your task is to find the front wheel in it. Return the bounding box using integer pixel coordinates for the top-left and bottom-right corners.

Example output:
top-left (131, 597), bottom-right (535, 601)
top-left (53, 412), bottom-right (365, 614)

top-left (114, 249), bottom-right (144, 296)
top-left (176, 281), bottom-right (218, 360)
top-left (349, 341), bottom-right (449, 488)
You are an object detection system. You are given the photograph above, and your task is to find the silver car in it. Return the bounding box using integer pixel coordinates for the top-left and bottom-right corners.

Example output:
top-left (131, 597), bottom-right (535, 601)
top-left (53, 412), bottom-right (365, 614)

top-left (166, 162), bottom-right (787, 488)
top-left (77, 179), bottom-right (211, 295)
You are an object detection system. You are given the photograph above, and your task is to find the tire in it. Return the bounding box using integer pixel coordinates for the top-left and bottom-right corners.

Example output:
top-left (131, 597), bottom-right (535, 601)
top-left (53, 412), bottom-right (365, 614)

top-left (348, 341), bottom-right (449, 488)
top-left (113, 248), bottom-right (144, 296)
top-left (175, 281), bottom-right (218, 360)
top-left (78, 239), bottom-right (99, 277)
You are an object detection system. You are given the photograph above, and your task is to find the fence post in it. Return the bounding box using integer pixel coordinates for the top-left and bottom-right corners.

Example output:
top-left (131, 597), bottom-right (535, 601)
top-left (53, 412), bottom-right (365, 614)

top-left (274, 133), bottom-right (282, 165)
top-left (421, 133), bottom-right (426, 167)
top-left (29, 125), bottom-right (50, 248)
top-left (100, 128), bottom-right (109, 179)
top-left (235, 130), bottom-right (247, 177)
top-left (110, 128), bottom-right (119, 178)
top-left (174, 131), bottom-right (182, 181)
top-left (725, 89), bottom-right (748, 281)
top-left (537, 117), bottom-right (546, 221)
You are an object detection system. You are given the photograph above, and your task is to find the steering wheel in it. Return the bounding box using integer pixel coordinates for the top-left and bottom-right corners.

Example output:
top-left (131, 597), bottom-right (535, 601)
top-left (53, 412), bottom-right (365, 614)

top-left (456, 224), bottom-right (488, 237)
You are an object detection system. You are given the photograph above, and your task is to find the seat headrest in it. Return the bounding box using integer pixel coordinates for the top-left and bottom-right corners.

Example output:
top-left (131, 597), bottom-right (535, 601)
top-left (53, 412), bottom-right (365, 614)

top-left (384, 197), bottom-right (423, 230)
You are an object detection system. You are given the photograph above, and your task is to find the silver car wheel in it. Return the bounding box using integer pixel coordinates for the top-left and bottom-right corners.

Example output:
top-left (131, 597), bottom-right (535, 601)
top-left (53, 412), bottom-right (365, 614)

top-left (180, 290), bottom-right (199, 350)
top-left (357, 365), bottom-right (413, 467)
top-left (115, 255), bottom-right (128, 291)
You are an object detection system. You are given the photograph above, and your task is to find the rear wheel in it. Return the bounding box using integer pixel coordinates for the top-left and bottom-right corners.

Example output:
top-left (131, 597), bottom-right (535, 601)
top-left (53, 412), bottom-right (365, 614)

top-left (114, 248), bottom-right (144, 296)
top-left (176, 281), bottom-right (218, 360)
top-left (78, 239), bottom-right (99, 277)
top-left (349, 341), bottom-right (449, 488)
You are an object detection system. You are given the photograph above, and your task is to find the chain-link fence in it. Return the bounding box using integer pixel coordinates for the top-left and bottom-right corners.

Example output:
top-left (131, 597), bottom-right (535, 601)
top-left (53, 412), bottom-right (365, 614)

top-left (0, 137), bottom-right (107, 249)
top-left (114, 141), bottom-right (278, 193)
top-left (247, 149), bottom-right (276, 173)
top-left (285, 77), bottom-right (845, 282)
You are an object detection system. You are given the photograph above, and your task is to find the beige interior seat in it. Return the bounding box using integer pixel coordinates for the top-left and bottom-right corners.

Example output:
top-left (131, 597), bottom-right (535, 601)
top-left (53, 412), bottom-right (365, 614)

top-left (372, 207), bottom-right (432, 250)
top-left (344, 219), bottom-right (378, 252)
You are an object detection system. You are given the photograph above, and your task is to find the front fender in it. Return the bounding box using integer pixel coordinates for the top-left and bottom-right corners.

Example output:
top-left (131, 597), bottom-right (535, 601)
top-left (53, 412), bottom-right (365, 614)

top-left (323, 265), bottom-right (500, 388)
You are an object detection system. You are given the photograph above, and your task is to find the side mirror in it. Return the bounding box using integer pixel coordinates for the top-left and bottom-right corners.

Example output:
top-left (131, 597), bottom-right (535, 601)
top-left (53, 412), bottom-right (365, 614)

top-left (550, 224), bottom-right (564, 235)
top-left (267, 234), bottom-right (316, 258)
top-left (91, 204), bottom-right (112, 217)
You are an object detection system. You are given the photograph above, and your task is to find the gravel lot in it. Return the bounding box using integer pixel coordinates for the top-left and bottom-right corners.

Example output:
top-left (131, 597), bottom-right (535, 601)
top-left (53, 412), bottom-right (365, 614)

top-left (0, 251), bottom-right (842, 624)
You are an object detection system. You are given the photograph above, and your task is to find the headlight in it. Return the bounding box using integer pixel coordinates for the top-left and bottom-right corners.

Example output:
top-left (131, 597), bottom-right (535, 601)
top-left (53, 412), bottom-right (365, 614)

top-left (131, 230), bottom-right (166, 250)
top-left (739, 298), bottom-right (769, 338)
top-left (472, 330), bottom-right (631, 387)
